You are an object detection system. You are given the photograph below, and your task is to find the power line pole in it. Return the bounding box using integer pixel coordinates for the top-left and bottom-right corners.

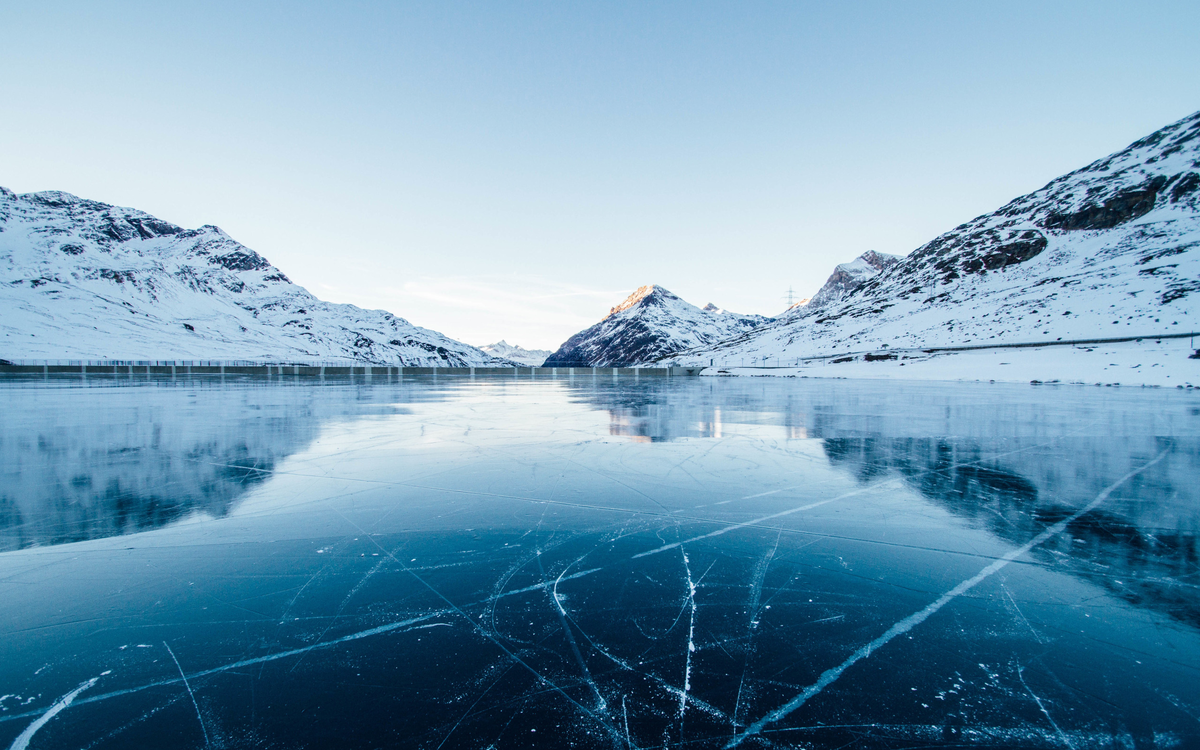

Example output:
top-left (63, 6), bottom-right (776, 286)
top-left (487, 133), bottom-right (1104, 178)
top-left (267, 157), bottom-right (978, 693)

top-left (784, 286), bottom-right (796, 308)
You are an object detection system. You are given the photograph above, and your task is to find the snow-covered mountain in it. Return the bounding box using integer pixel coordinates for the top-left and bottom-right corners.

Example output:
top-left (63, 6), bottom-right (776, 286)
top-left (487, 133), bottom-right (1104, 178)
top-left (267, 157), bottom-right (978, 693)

top-left (0, 188), bottom-right (512, 365)
top-left (790, 250), bottom-right (901, 313)
top-left (665, 110), bottom-right (1200, 373)
top-left (479, 340), bottom-right (551, 367)
top-left (543, 285), bottom-right (772, 367)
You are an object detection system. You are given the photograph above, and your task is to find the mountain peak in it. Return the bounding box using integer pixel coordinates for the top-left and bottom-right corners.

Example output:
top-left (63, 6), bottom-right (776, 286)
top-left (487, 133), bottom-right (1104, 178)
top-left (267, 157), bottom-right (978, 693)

top-left (798, 250), bottom-right (902, 312)
top-left (546, 287), bottom-right (772, 367)
top-left (479, 340), bottom-right (552, 366)
top-left (607, 284), bottom-right (677, 318)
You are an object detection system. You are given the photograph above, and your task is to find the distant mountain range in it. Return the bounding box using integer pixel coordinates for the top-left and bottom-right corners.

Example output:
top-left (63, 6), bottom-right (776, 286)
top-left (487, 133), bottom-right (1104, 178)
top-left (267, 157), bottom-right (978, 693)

top-left (0, 189), bottom-right (512, 365)
top-left (480, 340), bottom-right (551, 367)
top-left (5, 110), bottom-right (1197, 376)
top-left (664, 109), bottom-right (1200, 368)
top-left (538, 253), bottom-right (903, 369)
top-left (542, 285), bottom-right (772, 367)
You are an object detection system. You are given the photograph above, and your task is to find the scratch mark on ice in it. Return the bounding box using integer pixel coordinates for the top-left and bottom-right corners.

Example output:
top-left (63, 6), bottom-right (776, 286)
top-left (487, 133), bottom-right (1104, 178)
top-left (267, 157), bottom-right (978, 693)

top-left (543, 554), bottom-right (606, 711)
top-left (1003, 584), bottom-right (1045, 644)
top-left (567, 620), bottom-right (732, 723)
top-left (164, 641), bottom-right (210, 748)
top-left (344, 512), bottom-right (625, 745)
top-left (635, 498), bottom-right (841, 558)
top-left (623, 695), bottom-right (633, 749)
top-left (434, 663), bottom-right (517, 750)
top-left (679, 547), bottom-right (698, 723)
top-left (496, 568), bottom-right (601, 601)
top-left (1017, 663), bottom-right (1073, 749)
top-left (734, 531), bottom-right (780, 728)
top-left (727, 448), bottom-right (1169, 748)
top-left (1, 612), bottom-right (453, 725)
top-left (7, 677), bottom-right (99, 750)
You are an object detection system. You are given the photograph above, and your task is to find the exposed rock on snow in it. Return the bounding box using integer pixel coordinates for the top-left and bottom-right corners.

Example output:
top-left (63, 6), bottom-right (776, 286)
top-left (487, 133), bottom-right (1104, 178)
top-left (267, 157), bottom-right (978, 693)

top-left (792, 250), bottom-right (901, 313)
top-left (665, 109), bottom-right (1200, 380)
top-left (479, 340), bottom-right (551, 367)
top-left (0, 188), bottom-right (511, 365)
top-left (543, 285), bottom-right (771, 367)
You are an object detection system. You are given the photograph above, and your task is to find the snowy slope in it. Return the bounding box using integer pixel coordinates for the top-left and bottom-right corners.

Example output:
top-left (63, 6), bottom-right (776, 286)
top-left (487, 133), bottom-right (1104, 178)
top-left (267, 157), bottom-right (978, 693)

top-left (543, 285), bottom-right (772, 366)
top-left (790, 250), bottom-right (901, 313)
top-left (479, 340), bottom-right (551, 366)
top-left (665, 110), bottom-right (1200, 372)
top-left (0, 188), bottom-right (510, 365)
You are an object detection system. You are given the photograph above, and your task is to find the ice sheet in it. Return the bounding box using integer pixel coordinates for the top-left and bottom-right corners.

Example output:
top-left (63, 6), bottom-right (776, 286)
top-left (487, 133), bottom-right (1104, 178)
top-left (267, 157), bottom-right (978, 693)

top-left (1, 373), bottom-right (1198, 748)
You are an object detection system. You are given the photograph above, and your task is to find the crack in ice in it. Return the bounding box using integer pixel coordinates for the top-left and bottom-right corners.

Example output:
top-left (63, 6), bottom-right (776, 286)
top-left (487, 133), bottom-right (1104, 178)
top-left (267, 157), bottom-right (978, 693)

top-left (164, 641), bottom-right (210, 747)
top-left (727, 448), bottom-right (1169, 748)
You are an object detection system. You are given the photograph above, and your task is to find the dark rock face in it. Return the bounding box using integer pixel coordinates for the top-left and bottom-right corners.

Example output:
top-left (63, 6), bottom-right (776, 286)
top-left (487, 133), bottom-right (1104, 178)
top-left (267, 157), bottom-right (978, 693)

top-left (546, 320), bottom-right (660, 367)
top-left (904, 228), bottom-right (1049, 286)
top-left (387, 338), bottom-right (474, 366)
top-left (126, 216), bottom-right (182, 239)
top-left (211, 248), bottom-right (273, 271)
top-left (100, 217), bottom-right (137, 244)
top-left (94, 215), bottom-right (184, 246)
top-left (99, 269), bottom-right (134, 284)
top-left (1162, 280), bottom-right (1200, 304)
top-left (1042, 176), bottom-right (1168, 230)
top-left (1170, 172), bottom-right (1200, 203)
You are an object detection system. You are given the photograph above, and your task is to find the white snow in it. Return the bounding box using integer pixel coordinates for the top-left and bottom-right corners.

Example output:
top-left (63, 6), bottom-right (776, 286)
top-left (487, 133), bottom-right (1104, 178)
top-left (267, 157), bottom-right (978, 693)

top-left (479, 340), bottom-right (551, 367)
top-left (665, 110), bottom-right (1200, 384)
top-left (701, 337), bottom-right (1197, 388)
top-left (0, 188), bottom-right (509, 366)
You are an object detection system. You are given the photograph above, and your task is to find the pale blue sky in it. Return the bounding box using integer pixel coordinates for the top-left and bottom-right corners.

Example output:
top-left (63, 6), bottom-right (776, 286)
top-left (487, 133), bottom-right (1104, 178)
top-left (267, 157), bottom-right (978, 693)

top-left (3, 1), bottom-right (1198, 349)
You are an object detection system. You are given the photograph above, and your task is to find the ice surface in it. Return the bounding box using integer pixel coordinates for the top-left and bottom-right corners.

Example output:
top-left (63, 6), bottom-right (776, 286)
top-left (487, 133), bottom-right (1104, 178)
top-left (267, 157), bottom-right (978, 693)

top-left (1, 373), bottom-right (1198, 748)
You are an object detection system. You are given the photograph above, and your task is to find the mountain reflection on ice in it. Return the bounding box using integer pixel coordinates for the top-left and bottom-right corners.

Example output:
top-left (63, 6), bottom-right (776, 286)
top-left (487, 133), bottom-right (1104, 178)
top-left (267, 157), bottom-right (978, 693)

top-left (0, 381), bottom-right (328, 550)
top-left (1, 374), bottom-right (1198, 749)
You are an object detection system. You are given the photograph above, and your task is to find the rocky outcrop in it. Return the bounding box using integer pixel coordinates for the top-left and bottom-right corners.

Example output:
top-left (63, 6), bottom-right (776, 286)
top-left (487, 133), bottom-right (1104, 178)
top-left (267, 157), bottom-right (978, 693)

top-left (796, 250), bottom-right (902, 312)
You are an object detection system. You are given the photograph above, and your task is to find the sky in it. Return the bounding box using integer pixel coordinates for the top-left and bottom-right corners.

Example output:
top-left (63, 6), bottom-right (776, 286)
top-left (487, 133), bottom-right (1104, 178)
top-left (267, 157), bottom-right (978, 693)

top-left (2, 1), bottom-right (1199, 351)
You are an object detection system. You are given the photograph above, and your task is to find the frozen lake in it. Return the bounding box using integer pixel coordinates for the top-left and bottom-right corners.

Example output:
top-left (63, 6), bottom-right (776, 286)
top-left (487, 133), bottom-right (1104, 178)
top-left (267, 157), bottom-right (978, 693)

top-left (1, 373), bottom-right (1198, 749)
